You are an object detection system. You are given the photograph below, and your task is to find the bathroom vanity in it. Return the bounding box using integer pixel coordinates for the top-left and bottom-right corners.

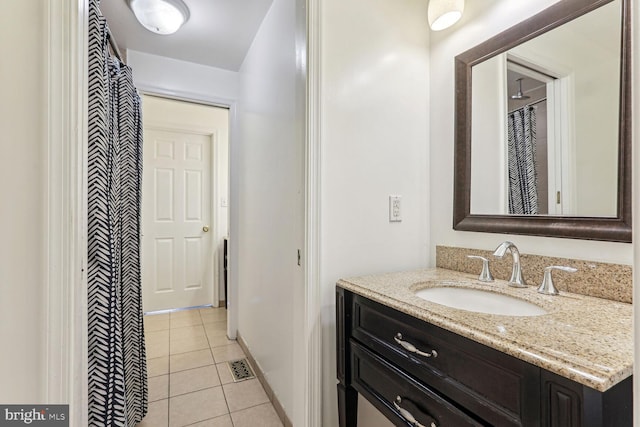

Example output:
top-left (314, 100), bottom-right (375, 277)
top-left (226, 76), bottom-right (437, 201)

top-left (336, 0), bottom-right (636, 423)
top-left (336, 269), bottom-right (633, 427)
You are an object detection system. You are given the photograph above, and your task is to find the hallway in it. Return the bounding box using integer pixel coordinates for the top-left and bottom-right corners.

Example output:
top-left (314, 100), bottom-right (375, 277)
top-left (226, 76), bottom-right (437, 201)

top-left (139, 307), bottom-right (282, 427)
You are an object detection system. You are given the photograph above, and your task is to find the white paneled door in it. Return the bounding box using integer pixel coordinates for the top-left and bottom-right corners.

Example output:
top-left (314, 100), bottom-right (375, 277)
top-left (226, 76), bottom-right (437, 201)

top-left (142, 128), bottom-right (213, 311)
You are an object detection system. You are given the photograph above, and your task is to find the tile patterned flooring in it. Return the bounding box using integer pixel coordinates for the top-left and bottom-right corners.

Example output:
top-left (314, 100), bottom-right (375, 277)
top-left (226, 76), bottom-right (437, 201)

top-left (137, 307), bottom-right (283, 427)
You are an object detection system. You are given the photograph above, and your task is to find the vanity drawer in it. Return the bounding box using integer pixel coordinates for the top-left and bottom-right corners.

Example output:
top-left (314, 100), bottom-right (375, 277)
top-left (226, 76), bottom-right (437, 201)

top-left (351, 294), bottom-right (539, 426)
top-left (351, 340), bottom-right (485, 427)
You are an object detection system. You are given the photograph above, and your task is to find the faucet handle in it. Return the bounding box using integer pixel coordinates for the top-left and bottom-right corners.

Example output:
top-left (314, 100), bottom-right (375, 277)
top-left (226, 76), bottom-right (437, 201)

top-left (467, 255), bottom-right (494, 282)
top-left (538, 266), bottom-right (577, 295)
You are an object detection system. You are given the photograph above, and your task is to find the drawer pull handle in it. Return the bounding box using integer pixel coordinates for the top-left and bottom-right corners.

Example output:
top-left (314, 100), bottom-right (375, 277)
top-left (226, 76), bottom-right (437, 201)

top-left (394, 396), bottom-right (437, 427)
top-left (394, 333), bottom-right (438, 358)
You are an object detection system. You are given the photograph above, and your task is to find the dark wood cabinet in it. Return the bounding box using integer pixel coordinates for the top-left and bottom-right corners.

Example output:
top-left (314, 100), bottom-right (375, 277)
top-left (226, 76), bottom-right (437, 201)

top-left (336, 286), bottom-right (632, 427)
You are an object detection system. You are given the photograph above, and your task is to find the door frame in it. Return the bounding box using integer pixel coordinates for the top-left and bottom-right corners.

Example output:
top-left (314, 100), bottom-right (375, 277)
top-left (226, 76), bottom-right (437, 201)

top-left (506, 52), bottom-right (576, 216)
top-left (136, 88), bottom-right (240, 340)
top-left (50, 1), bottom-right (323, 425)
top-left (46, 1), bottom-right (88, 424)
top-left (305, 0), bottom-right (322, 425)
top-left (141, 101), bottom-right (225, 311)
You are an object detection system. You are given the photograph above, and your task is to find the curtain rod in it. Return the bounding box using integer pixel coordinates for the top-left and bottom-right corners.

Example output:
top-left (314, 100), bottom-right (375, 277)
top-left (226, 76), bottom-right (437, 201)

top-left (107, 28), bottom-right (124, 63)
top-left (508, 97), bottom-right (547, 114)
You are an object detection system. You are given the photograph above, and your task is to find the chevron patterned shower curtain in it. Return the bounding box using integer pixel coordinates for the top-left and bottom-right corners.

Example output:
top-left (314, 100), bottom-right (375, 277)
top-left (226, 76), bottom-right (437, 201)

top-left (88, 0), bottom-right (148, 425)
top-left (507, 106), bottom-right (538, 215)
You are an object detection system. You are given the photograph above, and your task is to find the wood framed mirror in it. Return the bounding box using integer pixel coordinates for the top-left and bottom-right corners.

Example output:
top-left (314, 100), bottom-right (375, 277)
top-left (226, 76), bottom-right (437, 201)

top-left (453, 0), bottom-right (631, 242)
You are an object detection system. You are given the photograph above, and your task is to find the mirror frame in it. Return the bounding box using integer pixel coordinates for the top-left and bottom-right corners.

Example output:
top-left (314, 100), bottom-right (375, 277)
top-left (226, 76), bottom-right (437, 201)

top-left (453, 0), bottom-right (631, 242)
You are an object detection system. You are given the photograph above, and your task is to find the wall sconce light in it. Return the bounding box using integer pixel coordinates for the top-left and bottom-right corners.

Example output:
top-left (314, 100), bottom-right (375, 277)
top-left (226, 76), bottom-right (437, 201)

top-left (129, 0), bottom-right (190, 35)
top-left (428, 0), bottom-right (464, 31)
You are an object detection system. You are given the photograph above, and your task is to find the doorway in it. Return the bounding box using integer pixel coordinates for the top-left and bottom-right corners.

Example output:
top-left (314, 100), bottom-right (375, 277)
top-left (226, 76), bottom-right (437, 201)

top-left (141, 95), bottom-right (230, 313)
top-left (506, 56), bottom-right (574, 215)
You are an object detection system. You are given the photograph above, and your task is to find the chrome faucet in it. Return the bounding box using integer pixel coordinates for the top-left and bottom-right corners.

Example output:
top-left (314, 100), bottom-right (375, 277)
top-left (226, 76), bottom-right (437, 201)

top-left (493, 241), bottom-right (527, 288)
top-left (538, 265), bottom-right (578, 295)
top-left (466, 255), bottom-right (494, 282)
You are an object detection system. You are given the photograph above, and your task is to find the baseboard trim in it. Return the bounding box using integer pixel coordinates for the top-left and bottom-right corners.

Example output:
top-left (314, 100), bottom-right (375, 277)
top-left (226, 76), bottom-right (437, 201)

top-left (236, 332), bottom-right (293, 427)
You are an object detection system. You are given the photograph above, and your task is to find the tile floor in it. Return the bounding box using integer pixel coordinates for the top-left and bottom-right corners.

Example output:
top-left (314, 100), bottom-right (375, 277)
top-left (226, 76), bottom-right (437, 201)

top-left (138, 307), bottom-right (283, 427)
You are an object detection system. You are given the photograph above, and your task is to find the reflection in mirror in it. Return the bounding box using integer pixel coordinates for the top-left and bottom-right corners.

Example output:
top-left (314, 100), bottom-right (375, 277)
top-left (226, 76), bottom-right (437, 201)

top-left (470, 0), bottom-right (621, 217)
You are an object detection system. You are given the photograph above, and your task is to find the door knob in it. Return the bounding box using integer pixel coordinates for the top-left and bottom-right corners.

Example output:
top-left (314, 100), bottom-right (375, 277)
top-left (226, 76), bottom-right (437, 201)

top-left (202, 226), bottom-right (210, 232)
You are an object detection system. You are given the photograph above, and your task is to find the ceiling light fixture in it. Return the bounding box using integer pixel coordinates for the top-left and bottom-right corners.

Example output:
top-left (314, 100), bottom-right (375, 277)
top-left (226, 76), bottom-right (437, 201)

top-left (428, 0), bottom-right (464, 31)
top-left (129, 0), bottom-right (190, 35)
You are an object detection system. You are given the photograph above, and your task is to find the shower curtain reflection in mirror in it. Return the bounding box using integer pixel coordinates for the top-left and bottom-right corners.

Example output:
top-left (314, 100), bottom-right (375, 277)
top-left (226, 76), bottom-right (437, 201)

top-left (507, 106), bottom-right (539, 214)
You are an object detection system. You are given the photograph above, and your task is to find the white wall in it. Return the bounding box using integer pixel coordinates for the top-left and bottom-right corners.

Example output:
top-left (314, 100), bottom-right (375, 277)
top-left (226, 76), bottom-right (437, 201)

top-left (0, 1), bottom-right (46, 402)
top-left (127, 50), bottom-right (239, 104)
top-left (429, 0), bottom-right (633, 265)
top-left (319, 0), bottom-right (431, 424)
top-left (233, 0), bottom-right (306, 424)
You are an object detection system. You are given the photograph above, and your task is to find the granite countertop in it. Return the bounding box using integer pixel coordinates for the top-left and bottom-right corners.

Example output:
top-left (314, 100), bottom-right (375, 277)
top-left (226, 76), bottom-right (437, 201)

top-left (337, 268), bottom-right (633, 392)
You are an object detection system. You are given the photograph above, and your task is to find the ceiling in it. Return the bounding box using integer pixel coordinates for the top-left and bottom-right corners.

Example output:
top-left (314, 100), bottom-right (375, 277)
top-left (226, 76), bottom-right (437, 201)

top-left (99, 0), bottom-right (273, 71)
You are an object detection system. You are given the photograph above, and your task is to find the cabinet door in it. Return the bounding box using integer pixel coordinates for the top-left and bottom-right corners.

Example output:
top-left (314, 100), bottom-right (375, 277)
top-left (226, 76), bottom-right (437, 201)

top-left (542, 371), bottom-right (632, 427)
top-left (545, 379), bottom-right (582, 427)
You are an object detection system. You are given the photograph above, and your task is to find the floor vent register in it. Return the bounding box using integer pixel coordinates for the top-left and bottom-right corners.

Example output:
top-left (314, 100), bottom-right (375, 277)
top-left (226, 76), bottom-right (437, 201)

top-left (227, 358), bottom-right (256, 382)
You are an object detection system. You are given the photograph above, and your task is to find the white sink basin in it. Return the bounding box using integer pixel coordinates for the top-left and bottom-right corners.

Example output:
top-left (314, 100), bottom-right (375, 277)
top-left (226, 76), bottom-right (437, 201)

top-left (414, 287), bottom-right (547, 317)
